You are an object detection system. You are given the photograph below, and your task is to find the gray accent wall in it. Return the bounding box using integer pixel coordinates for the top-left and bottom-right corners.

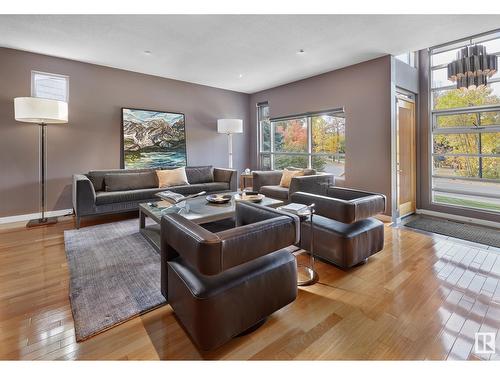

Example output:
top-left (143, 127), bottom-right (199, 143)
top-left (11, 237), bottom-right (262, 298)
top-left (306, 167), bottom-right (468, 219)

top-left (249, 56), bottom-right (393, 215)
top-left (0, 47), bottom-right (250, 217)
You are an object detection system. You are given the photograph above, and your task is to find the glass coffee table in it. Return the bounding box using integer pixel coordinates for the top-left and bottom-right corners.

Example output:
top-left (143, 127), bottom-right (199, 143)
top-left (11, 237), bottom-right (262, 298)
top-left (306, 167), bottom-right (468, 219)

top-left (139, 192), bottom-right (283, 252)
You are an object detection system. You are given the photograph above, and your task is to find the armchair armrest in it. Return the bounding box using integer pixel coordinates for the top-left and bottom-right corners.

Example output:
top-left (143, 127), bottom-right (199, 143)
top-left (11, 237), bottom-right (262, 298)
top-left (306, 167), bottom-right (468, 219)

top-left (214, 168), bottom-right (237, 191)
top-left (252, 170), bottom-right (283, 192)
top-left (72, 174), bottom-right (96, 216)
top-left (235, 201), bottom-right (300, 242)
top-left (289, 173), bottom-right (333, 197)
top-left (291, 191), bottom-right (385, 224)
top-left (161, 213), bottom-right (222, 276)
top-left (217, 215), bottom-right (297, 271)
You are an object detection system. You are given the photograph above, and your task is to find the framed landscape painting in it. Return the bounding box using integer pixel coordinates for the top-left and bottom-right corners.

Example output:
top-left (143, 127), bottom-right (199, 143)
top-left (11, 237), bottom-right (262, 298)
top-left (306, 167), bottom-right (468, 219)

top-left (121, 108), bottom-right (187, 169)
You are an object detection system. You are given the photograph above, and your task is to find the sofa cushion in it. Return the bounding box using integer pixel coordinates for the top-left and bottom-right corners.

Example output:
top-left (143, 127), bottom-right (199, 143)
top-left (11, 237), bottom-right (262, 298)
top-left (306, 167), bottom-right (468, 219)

top-left (260, 185), bottom-right (289, 201)
top-left (157, 167), bottom-right (189, 188)
top-left (167, 184), bottom-right (214, 195)
top-left (88, 168), bottom-right (152, 192)
top-left (104, 171), bottom-right (158, 191)
top-left (185, 166), bottom-right (214, 184)
top-left (95, 188), bottom-right (167, 205)
top-left (202, 182), bottom-right (230, 192)
top-left (94, 183), bottom-right (227, 206)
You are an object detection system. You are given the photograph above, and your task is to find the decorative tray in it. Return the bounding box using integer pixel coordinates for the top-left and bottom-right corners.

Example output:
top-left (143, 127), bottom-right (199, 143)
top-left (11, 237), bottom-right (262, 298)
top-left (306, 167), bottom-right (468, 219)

top-left (205, 194), bottom-right (232, 204)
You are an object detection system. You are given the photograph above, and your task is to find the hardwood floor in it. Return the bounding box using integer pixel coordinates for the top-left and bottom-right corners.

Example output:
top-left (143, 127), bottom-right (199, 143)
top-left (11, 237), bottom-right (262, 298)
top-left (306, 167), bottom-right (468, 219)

top-left (0, 214), bottom-right (499, 360)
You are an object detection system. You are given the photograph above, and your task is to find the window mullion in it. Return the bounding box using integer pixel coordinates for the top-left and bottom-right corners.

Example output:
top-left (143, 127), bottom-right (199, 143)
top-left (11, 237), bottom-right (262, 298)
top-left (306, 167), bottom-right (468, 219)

top-left (307, 116), bottom-right (312, 169)
top-left (270, 120), bottom-right (275, 170)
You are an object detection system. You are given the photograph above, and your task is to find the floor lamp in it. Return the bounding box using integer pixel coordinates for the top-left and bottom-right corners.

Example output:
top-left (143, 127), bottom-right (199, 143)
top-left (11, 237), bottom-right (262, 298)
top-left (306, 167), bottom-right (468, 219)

top-left (217, 119), bottom-right (243, 169)
top-left (14, 97), bottom-right (68, 227)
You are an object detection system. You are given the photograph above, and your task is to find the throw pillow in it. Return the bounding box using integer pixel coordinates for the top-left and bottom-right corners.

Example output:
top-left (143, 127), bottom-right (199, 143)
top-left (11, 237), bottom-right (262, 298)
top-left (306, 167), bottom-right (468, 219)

top-left (279, 168), bottom-right (305, 188)
top-left (287, 166), bottom-right (316, 176)
top-left (156, 167), bottom-right (189, 188)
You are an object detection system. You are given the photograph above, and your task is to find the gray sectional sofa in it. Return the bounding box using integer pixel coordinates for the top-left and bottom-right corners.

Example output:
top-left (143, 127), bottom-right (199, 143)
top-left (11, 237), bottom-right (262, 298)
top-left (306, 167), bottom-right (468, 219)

top-left (72, 166), bottom-right (236, 228)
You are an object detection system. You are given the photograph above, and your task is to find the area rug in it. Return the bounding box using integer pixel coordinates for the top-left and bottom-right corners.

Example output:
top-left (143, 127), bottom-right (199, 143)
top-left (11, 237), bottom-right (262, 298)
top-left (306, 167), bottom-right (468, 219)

top-left (64, 219), bottom-right (166, 341)
top-left (404, 216), bottom-right (500, 248)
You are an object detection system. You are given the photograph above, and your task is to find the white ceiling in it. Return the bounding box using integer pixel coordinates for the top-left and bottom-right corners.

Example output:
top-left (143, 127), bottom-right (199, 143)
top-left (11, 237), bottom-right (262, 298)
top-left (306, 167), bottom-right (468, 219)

top-left (0, 15), bottom-right (499, 93)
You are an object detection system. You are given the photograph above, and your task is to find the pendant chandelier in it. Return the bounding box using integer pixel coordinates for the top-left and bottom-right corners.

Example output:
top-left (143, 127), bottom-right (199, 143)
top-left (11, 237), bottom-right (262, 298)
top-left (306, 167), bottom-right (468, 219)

top-left (447, 44), bottom-right (498, 90)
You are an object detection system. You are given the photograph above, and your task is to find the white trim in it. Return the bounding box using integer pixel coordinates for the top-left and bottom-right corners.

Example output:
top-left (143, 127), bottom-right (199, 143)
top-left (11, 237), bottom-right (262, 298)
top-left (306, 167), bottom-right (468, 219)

top-left (416, 209), bottom-right (500, 229)
top-left (0, 209), bottom-right (73, 225)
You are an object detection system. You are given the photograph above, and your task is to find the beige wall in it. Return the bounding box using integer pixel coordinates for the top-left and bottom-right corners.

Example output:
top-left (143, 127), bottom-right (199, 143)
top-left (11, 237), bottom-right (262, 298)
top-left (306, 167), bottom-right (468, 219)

top-left (0, 47), bottom-right (250, 217)
top-left (249, 56), bottom-right (393, 215)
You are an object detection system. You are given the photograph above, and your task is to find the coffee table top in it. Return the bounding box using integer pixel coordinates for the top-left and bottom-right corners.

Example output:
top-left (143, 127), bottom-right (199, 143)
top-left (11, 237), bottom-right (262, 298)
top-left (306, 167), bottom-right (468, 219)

top-left (139, 191), bottom-right (283, 225)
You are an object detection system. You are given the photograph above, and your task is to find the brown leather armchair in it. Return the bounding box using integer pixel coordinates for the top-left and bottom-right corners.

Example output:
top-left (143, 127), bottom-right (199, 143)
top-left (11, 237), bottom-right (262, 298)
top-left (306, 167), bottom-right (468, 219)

top-left (160, 201), bottom-right (300, 350)
top-left (291, 187), bottom-right (386, 268)
top-left (252, 170), bottom-right (333, 202)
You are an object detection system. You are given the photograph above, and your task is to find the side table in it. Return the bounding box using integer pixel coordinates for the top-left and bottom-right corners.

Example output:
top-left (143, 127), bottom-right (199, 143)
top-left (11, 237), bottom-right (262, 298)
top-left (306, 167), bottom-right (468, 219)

top-left (295, 204), bottom-right (318, 286)
top-left (240, 173), bottom-right (253, 190)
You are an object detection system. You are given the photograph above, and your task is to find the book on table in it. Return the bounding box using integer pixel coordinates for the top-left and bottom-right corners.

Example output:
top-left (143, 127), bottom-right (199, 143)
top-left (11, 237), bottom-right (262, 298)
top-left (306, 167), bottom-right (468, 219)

top-left (155, 190), bottom-right (206, 204)
top-left (277, 203), bottom-right (310, 216)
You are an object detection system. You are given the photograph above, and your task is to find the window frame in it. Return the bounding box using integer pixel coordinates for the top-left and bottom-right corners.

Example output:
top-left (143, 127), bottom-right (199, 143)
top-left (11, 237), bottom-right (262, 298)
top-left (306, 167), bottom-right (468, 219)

top-left (428, 31), bottom-right (500, 214)
top-left (31, 70), bottom-right (70, 102)
top-left (257, 105), bottom-right (346, 175)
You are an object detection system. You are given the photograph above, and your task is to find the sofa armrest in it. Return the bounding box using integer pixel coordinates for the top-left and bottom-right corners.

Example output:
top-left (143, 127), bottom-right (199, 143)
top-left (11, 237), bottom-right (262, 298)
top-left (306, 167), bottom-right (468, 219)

top-left (289, 174), bottom-right (333, 197)
top-left (217, 215), bottom-right (297, 271)
top-left (252, 170), bottom-right (283, 192)
top-left (72, 174), bottom-right (97, 216)
top-left (291, 191), bottom-right (385, 224)
top-left (213, 168), bottom-right (237, 191)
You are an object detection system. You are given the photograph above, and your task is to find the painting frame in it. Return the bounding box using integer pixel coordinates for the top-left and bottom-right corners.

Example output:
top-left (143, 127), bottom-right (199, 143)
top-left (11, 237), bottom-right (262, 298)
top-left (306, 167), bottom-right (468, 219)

top-left (120, 107), bottom-right (188, 169)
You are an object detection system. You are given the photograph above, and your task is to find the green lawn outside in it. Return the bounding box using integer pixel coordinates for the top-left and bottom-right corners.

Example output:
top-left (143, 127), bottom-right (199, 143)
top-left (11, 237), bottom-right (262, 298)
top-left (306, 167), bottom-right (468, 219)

top-left (434, 194), bottom-right (500, 212)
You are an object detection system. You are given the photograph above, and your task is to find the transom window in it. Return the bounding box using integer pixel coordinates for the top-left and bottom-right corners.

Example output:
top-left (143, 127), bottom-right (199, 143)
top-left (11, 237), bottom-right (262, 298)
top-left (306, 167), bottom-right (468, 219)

top-left (429, 31), bottom-right (500, 213)
top-left (257, 103), bottom-right (346, 176)
top-left (31, 71), bottom-right (69, 102)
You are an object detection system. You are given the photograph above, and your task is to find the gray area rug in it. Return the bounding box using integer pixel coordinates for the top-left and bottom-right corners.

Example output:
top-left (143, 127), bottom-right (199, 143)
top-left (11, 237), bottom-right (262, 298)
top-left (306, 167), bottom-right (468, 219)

top-left (64, 219), bottom-right (166, 341)
top-left (405, 216), bottom-right (500, 247)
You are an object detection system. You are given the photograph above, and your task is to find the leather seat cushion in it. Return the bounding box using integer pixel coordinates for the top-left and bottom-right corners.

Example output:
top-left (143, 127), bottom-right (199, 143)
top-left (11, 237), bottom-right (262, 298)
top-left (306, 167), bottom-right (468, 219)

top-left (300, 216), bottom-right (384, 268)
top-left (167, 249), bottom-right (297, 350)
top-left (260, 185), bottom-right (289, 201)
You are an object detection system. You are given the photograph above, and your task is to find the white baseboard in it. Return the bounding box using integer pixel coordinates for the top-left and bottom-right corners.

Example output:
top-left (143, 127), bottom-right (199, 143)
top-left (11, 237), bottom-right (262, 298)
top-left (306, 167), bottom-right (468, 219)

top-left (0, 209), bottom-right (74, 225)
top-left (416, 209), bottom-right (500, 229)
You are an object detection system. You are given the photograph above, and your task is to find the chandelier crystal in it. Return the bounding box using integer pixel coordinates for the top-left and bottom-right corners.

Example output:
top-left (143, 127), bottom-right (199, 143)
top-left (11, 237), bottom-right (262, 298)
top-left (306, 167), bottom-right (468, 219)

top-left (447, 44), bottom-right (498, 90)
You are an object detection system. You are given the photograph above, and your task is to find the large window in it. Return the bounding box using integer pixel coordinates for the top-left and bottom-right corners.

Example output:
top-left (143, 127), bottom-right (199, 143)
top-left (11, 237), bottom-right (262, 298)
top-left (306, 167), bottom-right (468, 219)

top-left (258, 104), bottom-right (346, 175)
top-left (429, 31), bottom-right (500, 214)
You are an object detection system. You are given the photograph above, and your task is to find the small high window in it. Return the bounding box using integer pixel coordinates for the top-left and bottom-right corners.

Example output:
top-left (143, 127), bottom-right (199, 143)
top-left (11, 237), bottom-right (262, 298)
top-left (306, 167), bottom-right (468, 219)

top-left (31, 71), bottom-right (69, 102)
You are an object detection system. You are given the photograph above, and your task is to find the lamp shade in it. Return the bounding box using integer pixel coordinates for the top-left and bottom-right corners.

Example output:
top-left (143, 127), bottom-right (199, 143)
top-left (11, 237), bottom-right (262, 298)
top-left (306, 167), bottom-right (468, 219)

top-left (217, 119), bottom-right (243, 134)
top-left (14, 97), bottom-right (68, 124)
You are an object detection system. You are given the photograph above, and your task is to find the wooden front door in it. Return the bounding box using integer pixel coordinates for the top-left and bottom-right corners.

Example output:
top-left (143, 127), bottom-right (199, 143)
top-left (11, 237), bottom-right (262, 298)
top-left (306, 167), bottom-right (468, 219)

top-left (397, 97), bottom-right (416, 217)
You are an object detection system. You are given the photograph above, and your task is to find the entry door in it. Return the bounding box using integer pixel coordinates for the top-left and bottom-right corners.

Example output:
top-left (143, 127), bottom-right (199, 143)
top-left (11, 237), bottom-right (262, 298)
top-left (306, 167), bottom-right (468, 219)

top-left (397, 97), bottom-right (416, 217)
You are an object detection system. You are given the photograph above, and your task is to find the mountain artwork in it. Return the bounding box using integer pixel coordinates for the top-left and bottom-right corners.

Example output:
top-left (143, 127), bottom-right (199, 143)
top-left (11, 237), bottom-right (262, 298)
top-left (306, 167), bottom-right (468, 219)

top-left (121, 108), bottom-right (187, 169)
